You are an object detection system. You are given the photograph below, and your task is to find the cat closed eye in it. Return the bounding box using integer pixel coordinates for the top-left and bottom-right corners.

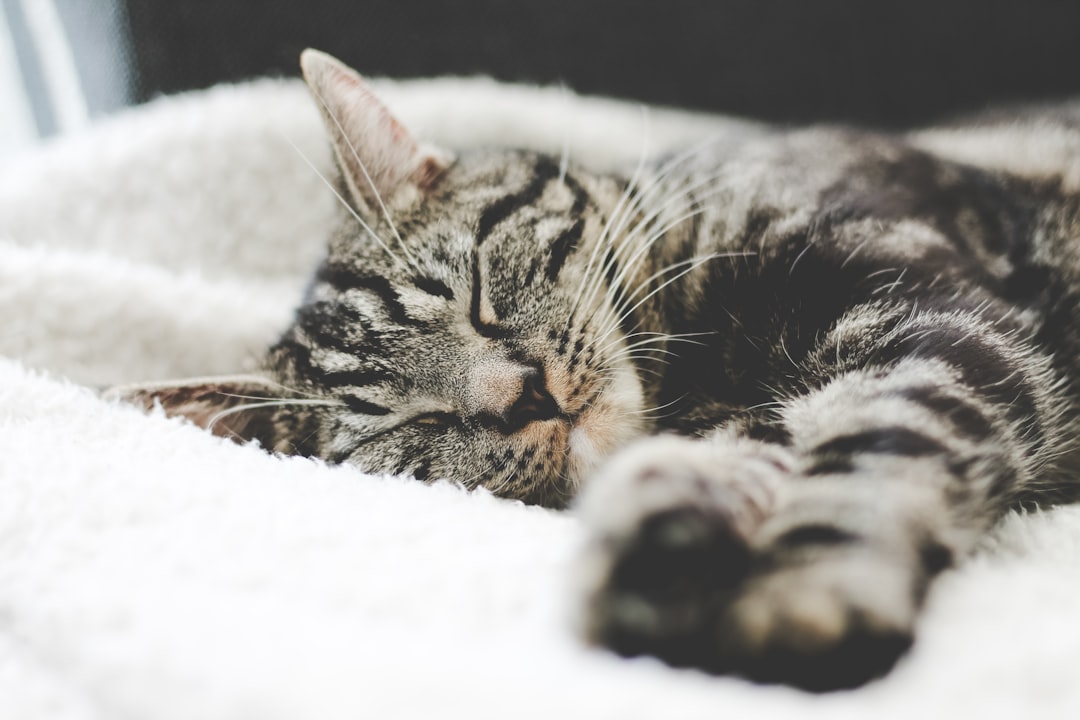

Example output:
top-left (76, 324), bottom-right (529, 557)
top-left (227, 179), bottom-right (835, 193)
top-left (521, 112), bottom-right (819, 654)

top-left (412, 276), bottom-right (455, 301)
top-left (412, 411), bottom-right (459, 428)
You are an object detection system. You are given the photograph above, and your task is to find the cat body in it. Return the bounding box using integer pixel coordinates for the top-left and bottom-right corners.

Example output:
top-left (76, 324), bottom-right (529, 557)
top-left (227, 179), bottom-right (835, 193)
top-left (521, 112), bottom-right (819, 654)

top-left (123, 50), bottom-right (1080, 690)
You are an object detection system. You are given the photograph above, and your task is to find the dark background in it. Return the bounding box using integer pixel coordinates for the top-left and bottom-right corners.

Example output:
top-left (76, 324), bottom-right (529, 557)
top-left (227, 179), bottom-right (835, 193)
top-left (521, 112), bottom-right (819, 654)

top-left (125, 1), bottom-right (1080, 128)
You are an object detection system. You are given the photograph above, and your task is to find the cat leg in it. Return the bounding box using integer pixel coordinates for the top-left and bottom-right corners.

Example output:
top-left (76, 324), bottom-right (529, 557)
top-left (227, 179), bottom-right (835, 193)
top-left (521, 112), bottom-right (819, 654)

top-left (576, 302), bottom-right (1071, 689)
top-left (575, 430), bottom-right (933, 690)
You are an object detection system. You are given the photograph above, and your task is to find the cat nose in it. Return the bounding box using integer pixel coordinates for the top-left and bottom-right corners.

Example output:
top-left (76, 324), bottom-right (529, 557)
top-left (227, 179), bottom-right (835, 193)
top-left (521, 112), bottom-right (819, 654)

top-left (468, 361), bottom-right (559, 432)
top-left (504, 367), bottom-right (559, 430)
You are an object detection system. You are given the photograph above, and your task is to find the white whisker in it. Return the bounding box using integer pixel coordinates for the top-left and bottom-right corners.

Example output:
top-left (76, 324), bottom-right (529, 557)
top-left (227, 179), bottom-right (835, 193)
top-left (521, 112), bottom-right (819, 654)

top-left (573, 174), bottom-right (736, 342)
top-left (566, 106), bottom-right (653, 327)
top-left (306, 87), bottom-right (422, 273)
top-left (207, 398), bottom-right (344, 435)
top-left (586, 252), bottom-right (748, 359)
top-left (277, 129), bottom-right (408, 270)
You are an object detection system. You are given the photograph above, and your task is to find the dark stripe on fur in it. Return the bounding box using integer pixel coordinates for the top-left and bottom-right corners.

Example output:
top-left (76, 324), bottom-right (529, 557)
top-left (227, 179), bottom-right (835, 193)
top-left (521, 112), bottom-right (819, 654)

top-left (804, 457), bottom-right (856, 476)
top-left (871, 321), bottom-right (1041, 441)
top-left (270, 337), bottom-right (318, 379)
top-left (602, 246), bottom-right (620, 290)
top-left (891, 385), bottom-right (997, 441)
top-left (297, 301), bottom-right (383, 356)
top-left (562, 171), bottom-right (590, 215)
top-left (774, 524), bottom-right (860, 549)
top-left (341, 396), bottom-right (392, 416)
top-left (816, 142), bottom-right (1030, 259)
top-left (812, 426), bottom-right (949, 462)
top-left (321, 368), bottom-right (393, 388)
top-left (412, 276), bottom-right (454, 300)
top-left (412, 458), bottom-right (432, 482)
top-left (475, 156), bottom-right (560, 245)
top-left (470, 257), bottom-right (508, 338)
top-left (271, 337), bottom-right (391, 406)
top-left (547, 219), bottom-right (585, 282)
top-left (315, 265), bottom-right (417, 326)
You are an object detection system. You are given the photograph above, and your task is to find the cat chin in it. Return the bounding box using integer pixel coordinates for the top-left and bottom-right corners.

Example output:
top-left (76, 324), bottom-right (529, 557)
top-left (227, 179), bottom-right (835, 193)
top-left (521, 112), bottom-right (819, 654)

top-left (564, 363), bottom-right (646, 493)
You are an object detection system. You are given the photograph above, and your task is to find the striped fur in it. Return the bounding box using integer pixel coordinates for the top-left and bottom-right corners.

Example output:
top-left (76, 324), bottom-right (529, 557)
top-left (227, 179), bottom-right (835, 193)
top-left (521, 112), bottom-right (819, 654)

top-left (129, 52), bottom-right (1080, 689)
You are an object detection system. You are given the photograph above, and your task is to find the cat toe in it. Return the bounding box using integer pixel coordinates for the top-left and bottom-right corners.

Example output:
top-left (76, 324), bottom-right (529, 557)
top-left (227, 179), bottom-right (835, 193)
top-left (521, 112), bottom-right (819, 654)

top-left (738, 616), bottom-right (913, 691)
top-left (714, 547), bottom-right (921, 690)
top-left (581, 504), bottom-right (752, 667)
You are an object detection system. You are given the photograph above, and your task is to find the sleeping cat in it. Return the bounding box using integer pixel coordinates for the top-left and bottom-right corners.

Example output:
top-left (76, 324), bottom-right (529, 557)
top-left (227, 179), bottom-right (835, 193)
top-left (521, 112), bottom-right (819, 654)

top-left (117, 49), bottom-right (1080, 690)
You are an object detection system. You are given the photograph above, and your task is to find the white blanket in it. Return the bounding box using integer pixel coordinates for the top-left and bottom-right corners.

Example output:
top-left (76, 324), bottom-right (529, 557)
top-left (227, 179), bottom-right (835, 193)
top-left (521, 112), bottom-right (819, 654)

top-left (3, 77), bottom-right (1080, 719)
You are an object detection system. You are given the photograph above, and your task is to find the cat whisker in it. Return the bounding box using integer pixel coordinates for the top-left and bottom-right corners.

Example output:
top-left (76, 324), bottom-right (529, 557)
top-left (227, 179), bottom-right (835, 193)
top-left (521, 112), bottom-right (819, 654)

top-left (599, 343), bottom-right (700, 370)
top-left (455, 451), bottom-right (520, 493)
top-left (778, 334), bottom-right (798, 368)
top-left (602, 181), bottom-right (741, 307)
top-left (206, 398), bottom-right (344, 436)
top-left (611, 249), bottom-right (742, 317)
top-left (598, 166), bottom-right (734, 283)
top-left (616, 351), bottom-right (675, 363)
top-left (583, 137), bottom-right (732, 307)
top-left (585, 252), bottom-right (745, 359)
top-left (485, 466), bottom-right (520, 497)
top-left (216, 379), bottom-right (329, 403)
top-left (306, 88), bottom-right (423, 274)
top-left (566, 107), bottom-right (653, 329)
top-left (568, 307), bottom-right (633, 370)
top-left (609, 169), bottom-right (726, 259)
top-left (866, 267), bottom-right (907, 295)
top-left (596, 330), bottom-right (714, 357)
top-left (619, 329), bottom-right (715, 342)
top-left (606, 340), bottom-right (691, 362)
top-left (626, 393), bottom-right (689, 421)
top-left (546, 469), bottom-right (576, 507)
top-left (744, 399), bottom-right (787, 412)
top-left (604, 351), bottom-right (676, 372)
top-left (571, 181), bottom-right (739, 345)
top-left (595, 363), bottom-right (665, 383)
top-left (570, 191), bottom-right (643, 334)
top-left (277, 129), bottom-right (410, 271)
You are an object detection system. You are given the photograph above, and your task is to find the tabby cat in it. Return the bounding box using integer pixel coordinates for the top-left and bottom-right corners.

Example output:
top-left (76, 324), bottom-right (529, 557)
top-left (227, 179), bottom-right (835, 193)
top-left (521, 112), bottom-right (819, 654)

top-left (119, 50), bottom-right (1080, 690)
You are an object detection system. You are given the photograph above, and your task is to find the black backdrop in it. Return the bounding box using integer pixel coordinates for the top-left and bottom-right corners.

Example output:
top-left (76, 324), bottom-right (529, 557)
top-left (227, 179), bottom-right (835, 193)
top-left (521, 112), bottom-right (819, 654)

top-left (125, 1), bottom-right (1080, 128)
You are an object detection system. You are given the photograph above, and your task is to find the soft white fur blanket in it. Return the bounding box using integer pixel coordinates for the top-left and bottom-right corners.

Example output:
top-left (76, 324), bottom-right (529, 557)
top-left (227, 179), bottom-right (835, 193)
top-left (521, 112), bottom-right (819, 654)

top-left (3, 77), bottom-right (1080, 719)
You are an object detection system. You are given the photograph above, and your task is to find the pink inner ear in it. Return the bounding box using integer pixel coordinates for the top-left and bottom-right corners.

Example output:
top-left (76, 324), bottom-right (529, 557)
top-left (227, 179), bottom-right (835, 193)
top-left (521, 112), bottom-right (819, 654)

top-left (412, 155), bottom-right (448, 190)
top-left (302, 49), bottom-right (439, 208)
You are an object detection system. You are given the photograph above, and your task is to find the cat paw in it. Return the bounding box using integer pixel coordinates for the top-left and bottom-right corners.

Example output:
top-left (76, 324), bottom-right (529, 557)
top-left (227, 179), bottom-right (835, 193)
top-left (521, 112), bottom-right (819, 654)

top-left (574, 435), bottom-right (922, 691)
top-left (574, 435), bottom-right (785, 668)
top-left (714, 546), bottom-right (917, 690)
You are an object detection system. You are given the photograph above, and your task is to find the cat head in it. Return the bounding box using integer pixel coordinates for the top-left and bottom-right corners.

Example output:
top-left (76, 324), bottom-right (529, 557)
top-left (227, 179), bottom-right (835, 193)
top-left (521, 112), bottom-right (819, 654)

top-left (115, 50), bottom-right (646, 507)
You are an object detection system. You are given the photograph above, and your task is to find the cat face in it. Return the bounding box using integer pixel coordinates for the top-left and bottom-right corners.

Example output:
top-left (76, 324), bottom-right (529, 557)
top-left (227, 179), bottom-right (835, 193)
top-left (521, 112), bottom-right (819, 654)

top-left (125, 50), bottom-right (646, 507)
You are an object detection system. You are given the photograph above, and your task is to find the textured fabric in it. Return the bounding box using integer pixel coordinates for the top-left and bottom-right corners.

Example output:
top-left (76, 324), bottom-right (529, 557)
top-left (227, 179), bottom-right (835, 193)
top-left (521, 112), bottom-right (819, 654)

top-left (3, 78), bottom-right (1080, 718)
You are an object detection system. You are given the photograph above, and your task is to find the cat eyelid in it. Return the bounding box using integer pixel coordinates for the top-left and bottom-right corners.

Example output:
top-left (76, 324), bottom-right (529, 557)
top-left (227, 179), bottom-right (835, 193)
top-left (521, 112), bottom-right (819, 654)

top-left (344, 409), bottom-right (458, 452)
top-left (411, 275), bottom-right (455, 301)
top-left (411, 410), bottom-right (460, 428)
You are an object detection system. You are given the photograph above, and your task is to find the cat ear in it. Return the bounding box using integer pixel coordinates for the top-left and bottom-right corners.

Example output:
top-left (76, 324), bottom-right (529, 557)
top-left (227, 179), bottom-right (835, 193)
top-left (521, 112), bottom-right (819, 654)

top-left (104, 375), bottom-right (287, 448)
top-left (300, 48), bottom-right (450, 213)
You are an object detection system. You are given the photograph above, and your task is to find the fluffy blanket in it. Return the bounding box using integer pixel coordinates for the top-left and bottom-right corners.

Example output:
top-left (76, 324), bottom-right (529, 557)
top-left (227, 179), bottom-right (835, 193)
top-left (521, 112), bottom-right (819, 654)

top-left (3, 77), bottom-right (1080, 719)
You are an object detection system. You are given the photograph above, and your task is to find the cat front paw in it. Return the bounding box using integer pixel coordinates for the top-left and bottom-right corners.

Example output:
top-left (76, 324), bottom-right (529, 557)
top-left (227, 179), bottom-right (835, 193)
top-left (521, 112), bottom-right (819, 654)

top-left (574, 435), bottom-right (784, 669)
top-left (713, 546), bottom-right (916, 690)
top-left (574, 435), bottom-right (923, 691)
